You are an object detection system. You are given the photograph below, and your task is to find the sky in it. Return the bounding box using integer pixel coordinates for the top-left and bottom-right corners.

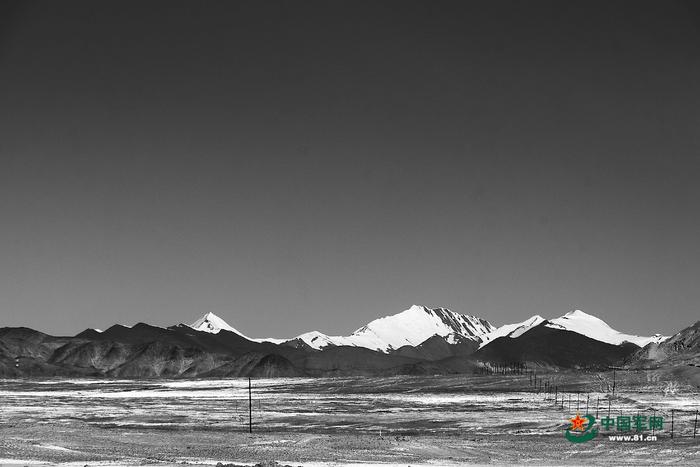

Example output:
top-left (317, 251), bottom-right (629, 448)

top-left (1, 1), bottom-right (699, 338)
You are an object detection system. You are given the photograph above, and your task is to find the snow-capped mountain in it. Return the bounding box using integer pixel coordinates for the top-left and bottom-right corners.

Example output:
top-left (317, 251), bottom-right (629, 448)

top-left (292, 305), bottom-right (495, 352)
top-left (184, 308), bottom-right (667, 357)
top-left (476, 310), bottom-right (668, 350)
top-left (187, 312), bottom-right (287, 344)
top-left (5, 305), bottom-right (686, 378)
top-left (478, 315), bottom-right (545, 348)
top-left (631, 320), bottom-right (700, 366)
top-left (293, 330), bottom-right (339, 349)
top-left (189, 312), bottom-right (250, 337)
top-left (544, 309), bottom-right (668, 347)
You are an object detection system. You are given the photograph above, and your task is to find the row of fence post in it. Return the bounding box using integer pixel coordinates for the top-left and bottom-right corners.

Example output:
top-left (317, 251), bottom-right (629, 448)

top-left (245, 372), bottom-right (699, 438)
top-left (526, 368), bottom-right (699, 439)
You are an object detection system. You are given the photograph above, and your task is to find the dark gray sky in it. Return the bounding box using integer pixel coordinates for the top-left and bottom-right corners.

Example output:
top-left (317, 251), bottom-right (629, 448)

top-left (1, 1), bottom-right (699, 337)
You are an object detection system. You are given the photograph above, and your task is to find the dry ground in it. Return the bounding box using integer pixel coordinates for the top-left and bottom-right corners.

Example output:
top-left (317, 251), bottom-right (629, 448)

top-left (0, 422), bottom-right (699, 466)
top-left (1, 372), bottom-right (698, 466)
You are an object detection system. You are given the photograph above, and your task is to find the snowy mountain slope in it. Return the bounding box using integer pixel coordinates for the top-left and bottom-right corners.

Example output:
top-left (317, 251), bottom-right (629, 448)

top-left (253, 337), bottom-right (288, 344)
top-left (186, 308), bottom-right (666, 356)
top-left (186, 312), bottom-right (340, 347)
top-left (474, 320), bottom-right (640, 368)
top-left (294, 331), bottom-right (341, 349)
top-left (350, 305), bottom-right (495, 350)
top-left (293, 305), bottom-right (495, 352)
top-left (478, 315), bottom-right (545, 348)
top-left (187, 312), bottom-right (288, 344)
top-left (545, 310), bottom-right (668, 347)
top-left (631, 321), bottom-right (700, 366)
top-left (188, 312), bottom-right (252, 337)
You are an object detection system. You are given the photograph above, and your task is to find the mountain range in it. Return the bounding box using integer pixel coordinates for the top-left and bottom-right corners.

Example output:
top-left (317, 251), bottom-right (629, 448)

top-left (194, 305), bottom-right (496, 351)
top-left (1, 305), bottom-right (696, 380)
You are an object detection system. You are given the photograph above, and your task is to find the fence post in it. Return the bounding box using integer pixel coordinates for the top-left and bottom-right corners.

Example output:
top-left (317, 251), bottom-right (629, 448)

top-left (248, 377), bottom-right (252, 433)
top-left (670, 409), bottom-right (674, 439)
top-left (612, 368), bottom-right (616, 398)
top-left (694, 410), bottom-right (698, 438)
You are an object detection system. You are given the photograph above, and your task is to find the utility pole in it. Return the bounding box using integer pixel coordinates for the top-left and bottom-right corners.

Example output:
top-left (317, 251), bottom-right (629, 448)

top-left (694, 410), bottom-right (698, 439)
top-left (248, 377), bottom-right (252, 434)
top-left (612, 368), bottom-right (616, 398)
top-left (670, 409), bottom-right (674, 439)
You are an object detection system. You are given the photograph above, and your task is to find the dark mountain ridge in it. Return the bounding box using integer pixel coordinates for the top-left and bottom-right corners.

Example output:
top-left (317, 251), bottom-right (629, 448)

top-left (1, 314), bottom-right (695, 378)
top-left (474, 321), bottom-right (639, 369)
